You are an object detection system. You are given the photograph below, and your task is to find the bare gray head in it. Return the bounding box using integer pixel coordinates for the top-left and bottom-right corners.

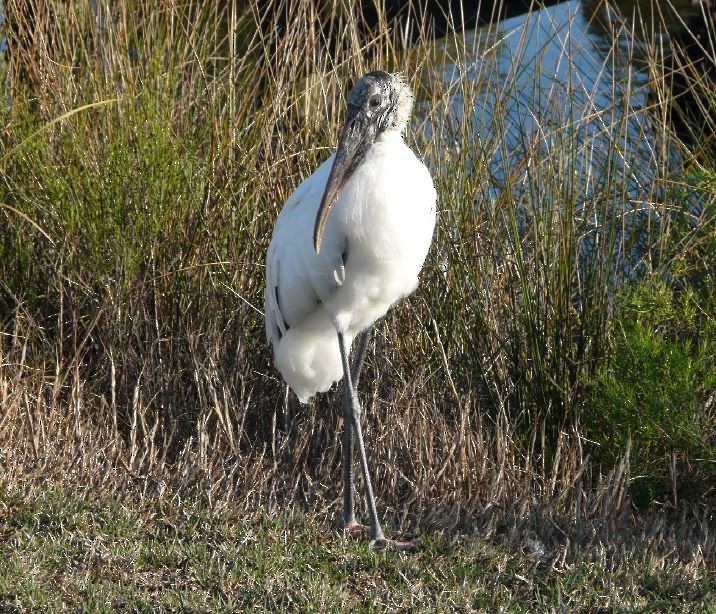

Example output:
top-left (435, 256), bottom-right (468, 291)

top-left (313, 72), bottom-right (414, 252)
top-left (346, 71), bottom-right (413, 135)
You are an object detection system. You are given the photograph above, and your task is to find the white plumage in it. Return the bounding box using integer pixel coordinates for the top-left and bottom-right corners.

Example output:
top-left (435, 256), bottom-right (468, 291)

top-left (265, 80), bottom-right (435, 403)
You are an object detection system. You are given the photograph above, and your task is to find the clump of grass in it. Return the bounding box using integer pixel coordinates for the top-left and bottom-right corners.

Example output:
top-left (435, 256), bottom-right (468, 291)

top-left (584, 278), bottom-right (716, 506)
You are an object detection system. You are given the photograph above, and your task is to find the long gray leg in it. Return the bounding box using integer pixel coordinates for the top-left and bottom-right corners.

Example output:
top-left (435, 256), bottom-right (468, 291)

top-left (337, 330), bottom-right (385, 543)
top-left (341, 326), bottom-right (373, 527)
top-left (341, 379), bottom-right (357, 526)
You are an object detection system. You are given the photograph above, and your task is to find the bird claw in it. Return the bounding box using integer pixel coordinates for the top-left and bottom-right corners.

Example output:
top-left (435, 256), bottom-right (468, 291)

top-left (370, 537), bottom-right (419, 552)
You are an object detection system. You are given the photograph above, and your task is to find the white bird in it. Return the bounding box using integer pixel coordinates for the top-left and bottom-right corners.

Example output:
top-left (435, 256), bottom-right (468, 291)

top-left (265, 71), bottom-right (436, 549)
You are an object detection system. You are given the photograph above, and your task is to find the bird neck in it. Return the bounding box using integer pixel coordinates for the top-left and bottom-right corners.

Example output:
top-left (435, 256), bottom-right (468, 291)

top-left (376, 128), bottom-right (405, 144)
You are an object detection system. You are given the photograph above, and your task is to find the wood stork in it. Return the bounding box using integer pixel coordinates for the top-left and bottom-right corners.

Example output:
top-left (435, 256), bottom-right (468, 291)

top-left (265, 71), bottom-right (436, 550)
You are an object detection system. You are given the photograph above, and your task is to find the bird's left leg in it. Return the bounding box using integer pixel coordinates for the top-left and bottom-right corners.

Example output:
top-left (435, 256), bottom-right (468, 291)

top-left (337, 329), bottom-right (417, 551)
top-left (337, 330), bottom-right (385, 543)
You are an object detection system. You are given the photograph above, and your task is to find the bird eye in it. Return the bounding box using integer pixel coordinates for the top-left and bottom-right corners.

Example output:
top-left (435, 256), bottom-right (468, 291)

top-left (368, 95), bottom-right (381, 109)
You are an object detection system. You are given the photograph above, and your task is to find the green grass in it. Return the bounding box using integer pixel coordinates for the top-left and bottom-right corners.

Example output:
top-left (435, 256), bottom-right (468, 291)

top-left (1, 485), bottom-right (712, 611)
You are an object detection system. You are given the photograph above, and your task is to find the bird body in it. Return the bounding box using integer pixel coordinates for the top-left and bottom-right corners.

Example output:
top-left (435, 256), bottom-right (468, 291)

top-left (264, 71), bottom-right (435, 549)
top-left (266, 103), bottom-right (435, 403)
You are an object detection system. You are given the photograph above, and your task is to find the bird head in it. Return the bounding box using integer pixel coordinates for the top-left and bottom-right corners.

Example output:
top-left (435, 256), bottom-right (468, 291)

top-left (313, 72), bottom-right (413, 253)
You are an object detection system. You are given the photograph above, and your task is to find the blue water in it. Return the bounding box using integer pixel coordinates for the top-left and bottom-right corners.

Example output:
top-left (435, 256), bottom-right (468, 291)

top-left (428, 0), bottom-right (706, 279)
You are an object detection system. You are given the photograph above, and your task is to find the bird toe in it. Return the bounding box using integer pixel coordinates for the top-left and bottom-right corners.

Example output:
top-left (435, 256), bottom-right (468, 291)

top-left (370, 537), bottom-right (419, 552)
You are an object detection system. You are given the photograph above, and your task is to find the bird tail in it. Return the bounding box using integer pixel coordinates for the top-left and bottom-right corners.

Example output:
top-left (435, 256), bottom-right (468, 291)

top-left (273, 311), bottom-right (349, 404)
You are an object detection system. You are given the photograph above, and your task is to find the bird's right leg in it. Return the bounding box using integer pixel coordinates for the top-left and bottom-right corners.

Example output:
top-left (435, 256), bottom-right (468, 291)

top-left (340, 377), bottom-right (361, 531)
top-left (339, 327), bottom-right (373, 532)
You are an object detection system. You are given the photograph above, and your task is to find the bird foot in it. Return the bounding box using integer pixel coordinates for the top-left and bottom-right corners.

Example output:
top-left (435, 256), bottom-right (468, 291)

top-left (337, 520), bottom-right (369, 534)
top-left (370, 537), bottom-right (419, 552)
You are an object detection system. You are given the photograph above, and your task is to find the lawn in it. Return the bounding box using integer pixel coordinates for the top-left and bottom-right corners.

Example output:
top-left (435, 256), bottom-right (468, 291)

top-left (1, 485), bottom-right (712, 611)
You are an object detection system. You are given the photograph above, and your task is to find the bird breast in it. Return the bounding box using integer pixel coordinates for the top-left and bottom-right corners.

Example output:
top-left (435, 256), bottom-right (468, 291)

top-left (326, 132), bottom-right (436, 333)
top-left (264, 130), bottom-right (435, 402)
top-left (336, 134), bottom-right (435, 262)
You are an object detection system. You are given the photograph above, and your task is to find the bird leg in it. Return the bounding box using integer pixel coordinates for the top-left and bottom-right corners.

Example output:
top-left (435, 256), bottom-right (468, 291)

top-left (338, 327), bottom-right (373, 533)
top-left (337, 329), bottom-right (387, 545)
top-left (340, 381), bottom-right (361, 532)
top-left (350, 326), bottom-right (372, 389)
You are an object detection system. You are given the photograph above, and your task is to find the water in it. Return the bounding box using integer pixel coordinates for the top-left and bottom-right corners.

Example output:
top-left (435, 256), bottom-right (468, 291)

top-left (434, 0), bottom-right (705, 176)
top-left (428, 0), bottom-right (709, 279)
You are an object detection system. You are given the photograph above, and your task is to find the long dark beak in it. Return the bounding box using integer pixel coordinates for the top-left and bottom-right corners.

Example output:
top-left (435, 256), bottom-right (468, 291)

top-left (313, 105), bottom-right (377, 253)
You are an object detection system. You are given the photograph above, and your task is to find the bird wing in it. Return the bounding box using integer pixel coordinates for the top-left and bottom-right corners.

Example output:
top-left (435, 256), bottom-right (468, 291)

top-left (265, 155), bottom-right (346, 346)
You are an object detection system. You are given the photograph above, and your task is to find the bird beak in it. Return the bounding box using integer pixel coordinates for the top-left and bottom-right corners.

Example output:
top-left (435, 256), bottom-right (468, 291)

top-left (314, 104), bottom-right (377, 253)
